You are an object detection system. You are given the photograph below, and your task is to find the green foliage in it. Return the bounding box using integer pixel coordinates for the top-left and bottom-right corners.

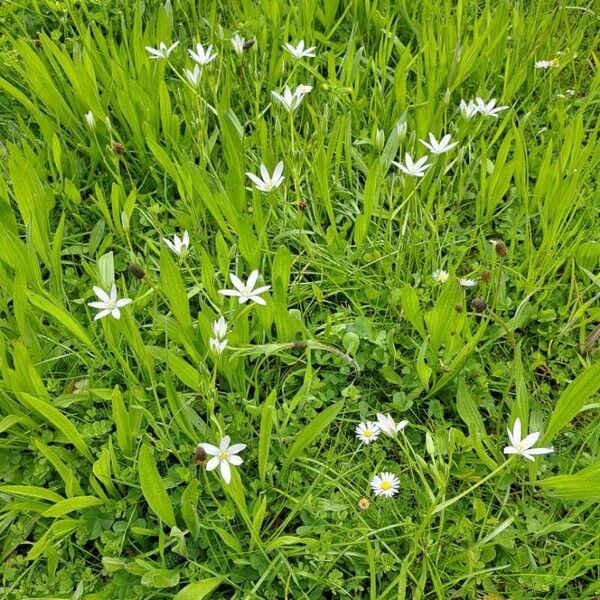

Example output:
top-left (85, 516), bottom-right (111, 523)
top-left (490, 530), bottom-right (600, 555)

top-left (0, 0), bottom-right (598, 598)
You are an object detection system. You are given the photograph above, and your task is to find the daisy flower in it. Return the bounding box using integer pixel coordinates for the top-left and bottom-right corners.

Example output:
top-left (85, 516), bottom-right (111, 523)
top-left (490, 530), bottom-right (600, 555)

top-left (432, 270), bottom-right (449, 283)
top-left (355, 421), bottom-right (381, 445)
top-left (370, 472), bottom-right (400, 498)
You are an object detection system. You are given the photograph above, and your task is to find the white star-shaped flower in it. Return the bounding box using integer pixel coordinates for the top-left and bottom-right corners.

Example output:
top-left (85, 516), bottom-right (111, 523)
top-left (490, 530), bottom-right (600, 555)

top-left (184, 65), bottom-right (202, 86)
top-left (355, 421), bottom-right (381, 445)
top-left (218, 270), bottom-right (271, 305)
top-left (197, 436), bottom-right (246, 484)
top-left (503, 418), bottom-right (553, 461)
top-left (84, 111), bottom-right (95, 129)
top-left (209, 337), bottom-right (228, 355)
top-left (283, 40), bottom-right (316, 59)
top-left (246, 162), bottom-right (284, 192)
top-left (88, 284), bottom-right (132, 321)
top-left (271, 85), bottom-right (312, 113)
top-left (393, 153), bottom-right (430, 177)
top-left (145, 41), bottom-right (179, 59)
top-left (376, 413), bottom-right (408, 437)
top-left (163, 231), bottom-right (190, 257)
top-left (459, 278), bottom-right (477, 288)
top-left (419, 133), bottom-right (458, 154)
top-left (231, 34), bottom-right (245, 55)
top-left (459, 99), bottom-right (479, 118)
top-left (475, 97), bottom-right (508, 118)
top-left (212, 316), bottom-right (228, 339)
top-left (535, 59), bottom-right (559, 69)
top-left (188, 43), bottom-right (217, 66)
top-left (370, 472), bottom-right (400, 498)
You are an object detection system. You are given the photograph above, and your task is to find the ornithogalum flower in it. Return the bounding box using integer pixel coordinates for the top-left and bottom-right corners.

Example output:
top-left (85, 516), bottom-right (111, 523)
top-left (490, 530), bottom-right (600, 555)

top-left (271, 85), bottom-right (312, 113)
top-left (475, 97), bottom-right (508, 117)
top-left (88, 284), bottom-right (132, 321)
top-left (84, 111), bottom-right (95, 129)
top-left (503, 418), bottom-right (553, 461)
top-left (283, 40), bottom-right (316, 59)
top-left (197, 436), bottom-right (246, 484)
top-left (209, 316), bottom-right (228, 355)
top-left (419, 133), bottom-right (458, 154)
top-left (184, 65), bottom-right (202, 86)
top-left (459, 278), bottom-right (477, 288)
top-left (376, 413), bottom-right (408, 437)
top-left (246, 162), bottom-right (284, 192)
top-left (145, 41), bottom-right (179, 59)
top-left (393, 153), bottom-right (430, 177)
top-left (355, 422), bottom-right (380, 445)
top-left (164, 231), bottom-right (190, 257)
top-left (535, 59), bottom-right (560, 69)
top-left (370, 472), bottom-right (400, 498)
top-left (231, 34), bottom-right (245, 55)
top-left (432, 270), bottom-right (449, 283)
top-left (459, 99), bottom-right (479, 118)
top-left (219, 270), bottom-right (271, 305)
top-left (188, 43), bottom-right (217, 66)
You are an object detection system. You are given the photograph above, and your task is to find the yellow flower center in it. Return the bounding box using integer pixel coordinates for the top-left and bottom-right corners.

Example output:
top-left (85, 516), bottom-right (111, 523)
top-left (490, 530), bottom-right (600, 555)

top-left (380, 480), bottom-right (392, 491)
top-left (218, 451), bottom-right (229, 461)
top-left (363, 429), bottom-right (373, 438)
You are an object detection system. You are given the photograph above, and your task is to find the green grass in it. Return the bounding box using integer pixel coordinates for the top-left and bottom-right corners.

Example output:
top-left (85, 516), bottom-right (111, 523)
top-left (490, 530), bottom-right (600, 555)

top-left (0, 0), bottom-right (600, 598)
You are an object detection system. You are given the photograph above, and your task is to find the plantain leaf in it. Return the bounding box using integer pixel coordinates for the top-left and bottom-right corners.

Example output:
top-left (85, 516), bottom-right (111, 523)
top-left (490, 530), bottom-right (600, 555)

top-left (138, 443), bottom-right (176, 527)
top-left (283, 400), bottom-right (344, 469)
top-left (542, 360), bottom-right (600, 443)
top-left (173, 578), bottom-right (222, 600)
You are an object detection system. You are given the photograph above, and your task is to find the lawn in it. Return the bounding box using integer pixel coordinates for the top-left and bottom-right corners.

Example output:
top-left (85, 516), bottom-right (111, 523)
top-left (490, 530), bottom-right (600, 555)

top-left (0, 0), bottom-right (599, 598)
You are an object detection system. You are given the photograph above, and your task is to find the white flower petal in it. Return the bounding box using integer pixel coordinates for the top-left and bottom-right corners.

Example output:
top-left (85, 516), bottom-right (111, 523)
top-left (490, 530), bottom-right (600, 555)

top-left (198, 443), bottom-right (220, 455)
top-left (220, 460), bottom-right (232, 483)
top-left (206, 456), bottom-right (220, 471)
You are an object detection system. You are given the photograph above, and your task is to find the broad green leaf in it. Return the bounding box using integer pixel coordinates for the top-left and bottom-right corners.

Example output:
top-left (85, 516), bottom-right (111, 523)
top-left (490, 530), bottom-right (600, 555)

top-left (425, 281), bottom-right (462, 356)
top-left (141, 568), bottom-right (180, 588)
top-left (159, 248), bottom-right (193, 332)
top-left (542, 360), bottom-right (600, 443)
top-left (181, 479), bottom-right (200, 539)
top-left (538, 461), bottom-right (600, 500)
top-left (27, 519), bottom-right (79, 560)
top-left (283, 400), bottom-right (344, 469)
top-left (138, 443), bottom-right (176, 527)
top-left (42, 496), bottom-right (103, 518)
top-left (400, 285), bottom-right (425, 336)
top-left (259, 390), bottom-right (276, 484)
top-left (97, 251), bottom-right (115, 290)
top-left (17, 393), bottom-right (92, 461)
top-left (173, 578), bottom-right (222, 600)
top-left (0, 485), bottom-right (64, 503)
top-left (111, 386), bottom-right (132, 457)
